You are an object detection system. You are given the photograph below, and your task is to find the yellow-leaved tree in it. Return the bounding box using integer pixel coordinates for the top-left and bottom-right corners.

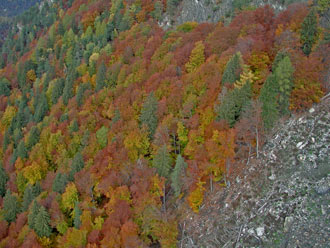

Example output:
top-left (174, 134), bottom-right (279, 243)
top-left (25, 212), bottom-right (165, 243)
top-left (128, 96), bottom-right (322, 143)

top-left (187, 180), bottom-right (206, 213)
top-left (185, 41), bottom-right (205, 73)
top-left (61, 183), bottom-right (79, 213)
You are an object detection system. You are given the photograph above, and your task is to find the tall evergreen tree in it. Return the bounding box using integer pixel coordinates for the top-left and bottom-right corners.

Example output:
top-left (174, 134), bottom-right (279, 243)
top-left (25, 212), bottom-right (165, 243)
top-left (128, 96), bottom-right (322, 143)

top-left (34, 92), bottom-right (49, 123)
top-left (167, 0), bottom-right (180, 16)
top-left (151, 1), bottom-right (163, 21)
top-left (76, 82), bottom-right (91, 107)
top-left (17, 140), bottom-right (28, 159)
top-left (300, 8), bottom-right (318, 56)
top-left (32, 182), bottom-right (41, 197)
top-left (139, 93), bottom-right (158, 139)
top-left (73, 202), bottom-right (82, 229)
top-left (69, 119), bottom-right (79, 133)
top-left (95, 61), bottom-right (107, 92)
top-left (153, 144), bottom-right (172, 179)
top-left (28, 200), bottom-right (40, 229)
top-left (216, 82), bottom-right (252, 127)
top-left (51, 78), bottom-right (65, 105)
top-left (27, 126), bottom-right (40, 150)
top-left (274, 56), bottom-right (294, 115)
top-left (171, 155), bottom-right (187, 197)
top-left (68, 152), bottom-right (85, 181)
top-left (2, 130), bottom-right (11, 153)
top-left (12, 128), bottom-right (23, 148)
top-left (272, 50), bottom-right (289, 72)
top-left (34, 206), bottom-right (52, 237)
top-left (0, 162), bottom-right (9, 197)
top-left (3, 190), bottom-right (20, 223)
top-left (22, 183), bottom-right (41, 211)
top-left (52, 173), bottom-right (68, 194)
top-left (0, 79), bottom-right (10, 96)
top-left (221, 52), bottom-right (243, 85)
top-left (62, 70), bottom-right (75, 105)
top-left (22, 185), bottom-right (34, 211)
top-left (259, 74), bottom-right (279, 130)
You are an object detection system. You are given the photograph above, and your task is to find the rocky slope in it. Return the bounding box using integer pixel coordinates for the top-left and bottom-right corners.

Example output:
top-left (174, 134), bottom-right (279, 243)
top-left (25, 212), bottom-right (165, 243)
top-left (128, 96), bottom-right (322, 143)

top-left (181, 96), bottom-right (330, 247)
top-left (161, 0), bottom-right (308, 28)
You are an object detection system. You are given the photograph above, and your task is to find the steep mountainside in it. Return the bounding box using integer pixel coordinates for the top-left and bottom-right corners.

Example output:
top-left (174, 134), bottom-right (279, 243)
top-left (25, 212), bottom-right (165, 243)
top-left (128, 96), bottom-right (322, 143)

top-left (0, 0), bottom-right (328, 247)
top-left (181, 95), bottom-right (330, 247)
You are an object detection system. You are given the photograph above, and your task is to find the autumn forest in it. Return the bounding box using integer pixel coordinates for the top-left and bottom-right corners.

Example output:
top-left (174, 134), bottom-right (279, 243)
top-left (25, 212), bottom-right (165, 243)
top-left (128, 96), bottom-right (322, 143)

top-left (0, 0), bottom-right (328, 247)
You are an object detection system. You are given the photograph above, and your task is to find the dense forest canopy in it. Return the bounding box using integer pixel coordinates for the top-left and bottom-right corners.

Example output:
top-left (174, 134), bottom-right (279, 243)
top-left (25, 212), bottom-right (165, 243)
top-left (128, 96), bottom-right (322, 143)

top-left (0, 0), bottom-right (328, 247)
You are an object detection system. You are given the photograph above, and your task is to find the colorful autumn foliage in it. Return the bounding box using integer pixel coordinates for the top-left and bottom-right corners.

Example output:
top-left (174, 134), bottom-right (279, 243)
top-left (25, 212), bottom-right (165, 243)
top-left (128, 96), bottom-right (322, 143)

top-left (0, 0), bottom-right (327, 247)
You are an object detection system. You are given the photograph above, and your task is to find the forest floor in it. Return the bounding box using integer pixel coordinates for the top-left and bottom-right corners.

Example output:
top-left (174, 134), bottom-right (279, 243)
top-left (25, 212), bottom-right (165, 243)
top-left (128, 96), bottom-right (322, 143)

top-left (180, 96), bottom-right (330, 248)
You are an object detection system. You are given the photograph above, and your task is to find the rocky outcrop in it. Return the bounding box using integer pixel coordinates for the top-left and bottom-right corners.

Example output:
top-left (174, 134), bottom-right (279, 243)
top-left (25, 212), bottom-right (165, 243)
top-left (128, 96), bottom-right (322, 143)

top-left (161, 0), bottom-right (308, 28)
top-left (181, 96), bottom-right (330, 247)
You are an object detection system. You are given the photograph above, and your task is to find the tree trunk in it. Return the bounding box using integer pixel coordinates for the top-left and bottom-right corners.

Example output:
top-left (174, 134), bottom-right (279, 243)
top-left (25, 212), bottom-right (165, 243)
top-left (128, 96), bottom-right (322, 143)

top-left (210, 174), bottom-right (213, 192)
top-left (247, 143), bottom-right (251, 166)
top-left (256, 126), bottom-right (259, 158)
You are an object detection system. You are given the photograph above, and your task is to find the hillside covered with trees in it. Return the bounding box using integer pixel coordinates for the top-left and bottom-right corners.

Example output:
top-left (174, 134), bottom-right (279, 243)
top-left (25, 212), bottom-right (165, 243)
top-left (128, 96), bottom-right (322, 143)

top-left (0, 0), bottom-right (42, 48)
top-left (0, 0), bottom-right (329, 247)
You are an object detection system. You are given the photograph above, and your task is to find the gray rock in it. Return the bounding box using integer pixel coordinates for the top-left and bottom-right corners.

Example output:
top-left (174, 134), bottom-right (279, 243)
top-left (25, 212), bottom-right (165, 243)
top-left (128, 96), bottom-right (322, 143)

top-left (256, 227), bottom-right (265, 237)
top-left (284, 216), bottom-right (294, 232)
top-left (269, 174), bottom-right (276, 180)
top-left (315, 185), bottom-right (329, 195)
top-left (162, 0), bottom-right (308, 28)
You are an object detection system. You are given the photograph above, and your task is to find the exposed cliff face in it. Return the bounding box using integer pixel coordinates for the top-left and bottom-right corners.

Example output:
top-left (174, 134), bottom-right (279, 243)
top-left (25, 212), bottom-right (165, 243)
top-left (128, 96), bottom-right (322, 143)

top-left (180, 96), bottom-right (330, 247)
top-left (161, 0), bottom-right (308, 28)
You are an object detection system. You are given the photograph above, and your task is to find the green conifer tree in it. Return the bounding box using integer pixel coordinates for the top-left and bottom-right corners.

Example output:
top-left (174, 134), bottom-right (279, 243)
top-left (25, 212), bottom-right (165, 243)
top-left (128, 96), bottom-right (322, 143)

top-left (0, 162), bottom-right (9, 197)
top-left (32, 182), bottom-right (41, 197)
top-left (167, 0), bottom-right (180, 16)
top-left (76, 82), bottom-right (91, 107)
top-left (3, 190), bottom-right (20, 223)
top-left (139, 93), bottom-right (158, 139)
top-left (52, 173), bottom-right (68, 194)
top-left (34, 92), bottom-right (49, 123)
top-left (2, 131), bottom-right (11, 153)
top-left (216, 82), bottom-right (252, 127)
top-left (96, 126), bottom-right (109, 149)
top-left (22, 185), bottom-right (34, 211)
top-left (221, 52), bottom-right (243, 85)
top-left (300, 8), bottom-right (318, 56)
top-left (153, 144), bottom-right (172, 179)
top-left (63, 70), bottom-right (75, 105)
top-left (34, 206), bottom-right (52, 237)
top-left (171, 155), bottom-right (187, 197)
top-left (95, 61), bottom-right (107, 92)
top-left (259, 74), bottom-right (279, 130)
top-left (68, 152), bottom-right (85, 181)
top-left (274, 56), bottom-right (294, 116)
top-left (69, 119), bottom-right (79, 133)
top-left (27, 126), bottom-right (40, 150)
top-left (118, 10), bottom-right (132, 32)
top-left (17, 140), bottom-right (28, 159)
top-left (272, 50), bottom-right (289, 72)
top-left (28, 200), bottom-right (40, 229)
top-left (151, 1), bottom-right (163, 21)
top-left (0, 79), bottom-right (10, 96)
top-left (51, 78), bottom-right (65, 105)
top-left (73, 202), bottom-right (82, 229)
